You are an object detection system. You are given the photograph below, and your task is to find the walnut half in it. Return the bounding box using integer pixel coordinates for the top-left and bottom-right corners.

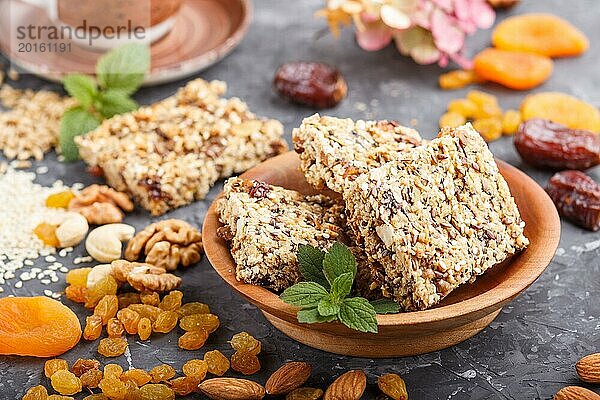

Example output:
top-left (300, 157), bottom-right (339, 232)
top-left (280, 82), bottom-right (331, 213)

top-left (69, 184), bottom-right (134, 225)
top-left (110, 259), bottom-right (181, 292)
top-left (124, 219), bottom-right (203, 271)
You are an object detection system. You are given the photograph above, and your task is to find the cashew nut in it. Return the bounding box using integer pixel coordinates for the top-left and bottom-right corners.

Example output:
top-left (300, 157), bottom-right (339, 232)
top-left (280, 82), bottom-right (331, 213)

top-left (55, 212), bottom-right (89, 248)
top-left (85, 223), bottom-right (135, 263)
top-left (86, 263), bottom-right (113, 288)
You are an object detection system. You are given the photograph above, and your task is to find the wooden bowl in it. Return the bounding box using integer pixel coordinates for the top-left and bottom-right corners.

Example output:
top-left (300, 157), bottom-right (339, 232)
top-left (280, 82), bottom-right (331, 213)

top-left (203, 151), bottom-right (560, 357)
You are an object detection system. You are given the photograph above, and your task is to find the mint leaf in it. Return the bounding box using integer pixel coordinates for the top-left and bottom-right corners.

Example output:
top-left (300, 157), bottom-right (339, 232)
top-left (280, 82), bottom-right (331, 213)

top-left (97, 89), bottom-right (138, 119)
top-left (297, 308), bottom-right (337, 324)
top-left (280, 282), bottom-right (328, 308)
top-left (317, 296), bottom-right (340, 317)
top-left (96, 43), bottom-right (150, 94)
top-left (338, 297), bottom-right (378, 333)
top-left (63, 74), bottom-right (97, 108)
top-left (297, 244), bottom-right (328, 288)
top-left (370, 299), bottom-right (401, 314)
top-left (323, 242), bottom-right (356, 285)
top-left (330, 272), bottom-right (353, 300)
top-left (59, 106), bottom-right (100, 162)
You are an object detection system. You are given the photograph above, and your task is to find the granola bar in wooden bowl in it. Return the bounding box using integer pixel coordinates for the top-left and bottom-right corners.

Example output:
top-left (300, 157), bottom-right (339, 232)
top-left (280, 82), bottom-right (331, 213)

top-left (203, 120), bottom-right (560, 358)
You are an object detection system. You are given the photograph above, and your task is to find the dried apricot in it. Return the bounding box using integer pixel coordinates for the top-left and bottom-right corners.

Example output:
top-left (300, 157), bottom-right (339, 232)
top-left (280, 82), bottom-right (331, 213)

top-left (502, 109), bottom-right (521, 136)
top-left (33, 223), bottom-right (59, 247)
top-left (520, 92), bottom-right (600, 133)
top-left (178, 330), bottom-right (208, 351)
top-left (149, 364), bottom-right (176, 383)
top-left (179, 313), bottom-right (220, 333)
top-left (229, 332), bottom-right (261, 355)
top-left (473, 48), bottom-right (553, 90)
top-left (122, 369), bottom-right (151, 386)
top-left (138, 317), bottom-right (152, 341)
top-left (0, 297), bottom-right (81, 357)
top-left (97, 337), bottom-right (128, 358)
top-left (438, 70), bottom-right (482, 90)
top-left (23, 385), bottom-right (48, 400)
top-left (51, 370), bottom-right (82, 396)
top-left (83, 315), bottom-right (103, 341)
top-left (66, 268), bottom-right (92, 287)
top-left (177, 302), bottom-right (210, 317)
top-left (46, 191), bottom-right (75, 208)
top-left (117, 308), bottom-right (140, 335)
top-left (169, 376), bottom-right (201, 396)
top-left (231, 351), bottom-right (261, 375)
top-left (439, 112), bottom-right (466, 129)
top-left (204, 350), bottom-right (230, 376)
top-left (492, 13), bottom-right (589, 57)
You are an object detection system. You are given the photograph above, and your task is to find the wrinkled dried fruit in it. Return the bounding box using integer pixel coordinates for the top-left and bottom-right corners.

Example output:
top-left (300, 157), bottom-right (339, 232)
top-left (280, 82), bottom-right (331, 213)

top-left (182, 359), bottom-right (208, 379)
top-left (178, 329), bottom-right (208, 351)
top-left (169, 376), bottom-right (201, 396)
top-left (324, 370), bottom-right (366, 400)
top-left (0, 296), bottom-right (81, 357)
top-left (447, 98), bottom-right (478, 118)
top-left (47, 396), bottom-right (74, 400)
top-left (51, 370), bottom-right (82, 396)
top-left (140, 292), bottom-right (160, 306)
top-left (438, 69), bottom-right (481, 90)
top-left (265, 362), bottom-right (312, 395)
top-left (473, 48), bottom-right (553, 90)
top-left (65, 285), bottom-right (87, 304)
top-left (46, 191), bottom-right (75, 208)
top-left (274, 62), bottom-right (347, 109)
top-left (514, 119), bottom-right (600, 170)
top-left (138, 317), bottom-right (152, 341)
top-left (178, 302), bottom-right (210, 317)
top-left (97, 337), bottom-right (128, 357)
top-left (467, 90), bottom-right (502, 119)
top-left (71, 358), bottom-right (100, 377)
top-left (492, 13), bottom-right (589, 57)
top-left (179, 313), bottom-right (220, 333)
top-left (576, 353), bottom-right (600, 384)
top-left (128, 304), bottom-right (162, 322)
top-left (83, 315), bottom-right (103, 341)
top-left (229, 332), bottom-right (261, 355)
top-left (502, 109), bottom-right (521, 135)
top-left (378, 373), bottom-right (408, 400)
top-left (204, 350), bottom-right (230, 376)
top-left (80, 369), bottom-right (103, 388)
top-left (103, 364), bottom-right (123, 379)
top-left (198, 378), bottom-right (265, 400)
top-left (158, 290), bottom-right (183, 312)
top-left (98, 377), bottom-right (127, 400)
top-left (546, 170), bottom-right (600, 231)
top-left (117, 308), bottom-right (140, 335)
top-left (231, 351), bottom-right (261, 375)
top-left (117, 293), bottom-right (141, 309)
top-left (23, 385), bottom-right (48, 400)
top-left (106, 318), bottom-right (125, 338)
top-left (439, 112), bottom-right (466, 129)
top-left (149, 364), bottom-right (176, 383)
top-left (521, 92), bottom-right (600, 133)
top-left (34, 223), bottom-right (60, 247)
top-left (66, 268), bottom-right (91, 287)
top-left (94, 295), bottom-right (119, 325)
top-left (473, 117), bottom-right (503, 142)
top-left (122, 369), bottom-right (152, 386)
top-left (139, 383), bottom-right (175, 400)
top-left (85, 275), bottom-right (118, 309)
top-left (153, 311), bottom-right (178, 334)
top-left (45, 358), bottom-right (69, 378)
top-left (286, 387), bottom-right (324, 400)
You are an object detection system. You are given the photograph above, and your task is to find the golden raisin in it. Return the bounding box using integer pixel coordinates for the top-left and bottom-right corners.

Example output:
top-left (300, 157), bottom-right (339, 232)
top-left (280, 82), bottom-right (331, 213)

top-left (65, 268), bottom-right (91, 287)
top-left (122, 369), bottom-right (152, 386)
top-left (117, 293), bottom-right (140, 309)
top-left (128, 304), bottom-right (162, 322)
top-left (65, 285), bottom-right (87, 304)
top-left (447, 98), bottom-right (478, 118)
top-left (229, 332), bottom-right (261, 355)
top-left (152, 311), bottom-right (178, 334)
top-left (158, 290), bottom-right (183, 312)
top-left (22, 385), bottom-right (48, 400)
top-left (47, 396), bottom-right (75, 400)
top-left (46, 190), bottom-right (75, 208)
top-left (33, 223), bottom-right (59, 247)
top-left (439, 112), bottom-right (466, 129)
top-left (467, 90), bottom-right (503, 119)
top-left (80, 369), bottom-right (103, 389)
top-left (83, 315), bottom-right (103, 341)
top-left (182, 359), bottom-right (208, 379)
top-left (117, 308), bottom-right (140, 335)
top-left (179, 313), bottom-right (219, 333)
top-left (51, 370), bottom-right (82, 396)
top-left (107, 318), bottom-right (125, 338)
top-left (71, 358), bottom-right (100, 377)
top-left (140, 292), bottom-right (160, 306)
top-left (502, 109), bottom-right (521, 135)
top-left (97, 337), bottom-right (128, 358)
top-left (138, 384), bottom-right (175, 400)
top-left (138, 317), bottom-right (152, 341)
top-left (122, 379), bottom-right (141, 399)
top-left (177, 302), bottom-right (210, 317)
top-left (169, 376), bottom-right (201, 396)
top-left (231, 351), bottom-right (261, 375)
top-left (44, 358), bottom-right (69, 378)
top-left (378, 373), bottom-right (408, 400)
top-left (178, 330), bottom-right (208, 351)
top-left (286, 387), bottom-right (324, 400)
top-left (83, 395), bottom-right (108, 400)
top-left (148, 364), bottom-right (176, 383)
top-left (94, 295), bottom-right (119, 325)
top-left (98, 378), bottom-right (127, 400)
top-left (103, 364), bottom-right (123, 379)
top-left (85, 276), bottom-right (118, 309)
top-left (473, 117), bottom-right (503, 142)
top-left (438, 69), bottom-right (481, 90)
top-left (204, 350), bottom-right (230, 376)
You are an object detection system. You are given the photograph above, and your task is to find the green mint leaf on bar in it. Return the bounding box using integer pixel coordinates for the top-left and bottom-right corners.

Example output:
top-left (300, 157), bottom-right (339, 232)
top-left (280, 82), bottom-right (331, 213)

top-left (330, 272), bottom-right (353, 300)
top-left (59, 106), bottom-right (100, 162)
top-left (338, 297), bottom-right (378, 334)
top-left (297, 244), bottom-right (329, 289)
top-left (97, 89), bottom-right (139, 119)
top-left (297, 308), bottom-right (337, 324)
top-left (96, 43), bottom-right (150, 94)
top-left (317, 296), bottom-right (340, 317)
top-left (370, 299), bottom-right (401, 314)
top-left (322, 242), bottom-right (356, 285)
top-left (280, 282), bottom-right (328, 308)
top-left (63, 74), bottom-right (97, 109)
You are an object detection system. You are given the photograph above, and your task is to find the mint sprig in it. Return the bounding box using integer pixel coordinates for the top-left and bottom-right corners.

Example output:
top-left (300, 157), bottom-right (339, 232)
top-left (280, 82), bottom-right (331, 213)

top-left (59, 43), bottom-right (150, 161)
top-left (281, 242), bottom-right (400, 333)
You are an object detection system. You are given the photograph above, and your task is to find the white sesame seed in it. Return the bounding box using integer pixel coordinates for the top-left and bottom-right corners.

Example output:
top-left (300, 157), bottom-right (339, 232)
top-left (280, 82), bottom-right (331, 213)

top-left (51, 276), bottom-right (58, 283)
top-left (58, 249), bottom-right (67, 257)
top-left (45, 255), bottom-right (56, 262)
top-left (51, 293), bottom-right (61, 299)
top-left (14, 281), bottom-right (22, 288)
top-left (59, 266), bottom-right (68, 273)
top-left (24, 260), bottom-right (34, 266)
top-left (41, 279), bottom-right (51, 285)
top-left (36, 166), bottom-right (49, 174)
top-left (43, 289), bottom-right (52, 296)
top-left (31, 267), bottom-right (41, 274)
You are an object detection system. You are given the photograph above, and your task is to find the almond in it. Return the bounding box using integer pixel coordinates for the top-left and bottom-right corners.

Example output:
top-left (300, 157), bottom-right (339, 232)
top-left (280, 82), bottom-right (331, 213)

top-left (198, 378), bottom-right (266, 400)
top-left (265, 361), bottom-right (312, 395)
top-left (554, 386), bottom-right (600, 400)
top-left (324, 370), bottom-right (366, 400)
top-left (577, 353), bottom-right (600, 383)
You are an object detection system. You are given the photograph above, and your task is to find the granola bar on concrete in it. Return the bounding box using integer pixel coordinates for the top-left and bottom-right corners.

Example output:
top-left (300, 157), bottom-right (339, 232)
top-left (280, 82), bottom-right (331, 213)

top-left (76, 79), bottom-right (287, 215)
top-left (217, 177), bottom-right (346, 291)
top-left (292, 114), bottom-right (422, 193)
top-left (343, 124), bottom-right (529, 311)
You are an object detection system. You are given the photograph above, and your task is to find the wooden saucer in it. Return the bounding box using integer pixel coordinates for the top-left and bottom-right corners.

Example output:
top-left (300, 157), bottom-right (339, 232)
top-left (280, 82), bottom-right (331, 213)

top-left (0, 0), bottom-right (251, 85)
top-left (203, 151), bottom-right (561, 358)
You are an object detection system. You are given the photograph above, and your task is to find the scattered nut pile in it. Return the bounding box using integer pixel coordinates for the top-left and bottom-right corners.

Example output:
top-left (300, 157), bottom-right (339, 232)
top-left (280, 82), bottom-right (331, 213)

top-left (554, 352), bottom-right (600, 399)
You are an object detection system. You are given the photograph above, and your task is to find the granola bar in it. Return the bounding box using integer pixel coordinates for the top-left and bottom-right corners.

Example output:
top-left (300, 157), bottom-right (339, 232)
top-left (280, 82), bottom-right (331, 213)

top-left (292, 114), bottom-right (422, 193)
top-left (76, 79), bottom-right (287, 215)
top-left (217, 178), bottom-right (346, 291)
top-left (343, 124), bottom-right (529, 311)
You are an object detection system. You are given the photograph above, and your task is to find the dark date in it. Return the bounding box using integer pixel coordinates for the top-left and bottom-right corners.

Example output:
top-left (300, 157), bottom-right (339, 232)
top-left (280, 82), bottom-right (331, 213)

top-left (546, 170), bottom-right (600, 231)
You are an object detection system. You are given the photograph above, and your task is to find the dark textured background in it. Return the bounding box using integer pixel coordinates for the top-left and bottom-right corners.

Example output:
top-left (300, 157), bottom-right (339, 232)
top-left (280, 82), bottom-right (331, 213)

top-left (1, 0), bottom-right (599, 398)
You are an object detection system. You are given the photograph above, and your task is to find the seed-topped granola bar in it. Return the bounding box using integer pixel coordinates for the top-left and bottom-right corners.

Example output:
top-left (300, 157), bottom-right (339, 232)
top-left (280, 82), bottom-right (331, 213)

top-left (292, 114), bottom-right (422, 193)
top-left (343, 124), bottom-right (529, 311)
top-left (76, 79), bottom-right (287, 215)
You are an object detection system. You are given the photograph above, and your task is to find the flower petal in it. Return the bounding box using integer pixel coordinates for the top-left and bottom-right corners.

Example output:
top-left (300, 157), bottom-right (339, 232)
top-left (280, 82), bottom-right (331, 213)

top-left (394, 27), bottom-right (440, 64)
top-left (431, 8), bottom-right (464, 54)
top-left (380, 5), bottom-right (412, 29)
top-left (356, 22), bottom-right (393, 51)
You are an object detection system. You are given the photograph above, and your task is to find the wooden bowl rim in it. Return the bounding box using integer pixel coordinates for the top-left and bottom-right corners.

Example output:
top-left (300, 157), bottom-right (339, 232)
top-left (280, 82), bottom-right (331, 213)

top-left (203, 151), bottom-right (560, 328)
